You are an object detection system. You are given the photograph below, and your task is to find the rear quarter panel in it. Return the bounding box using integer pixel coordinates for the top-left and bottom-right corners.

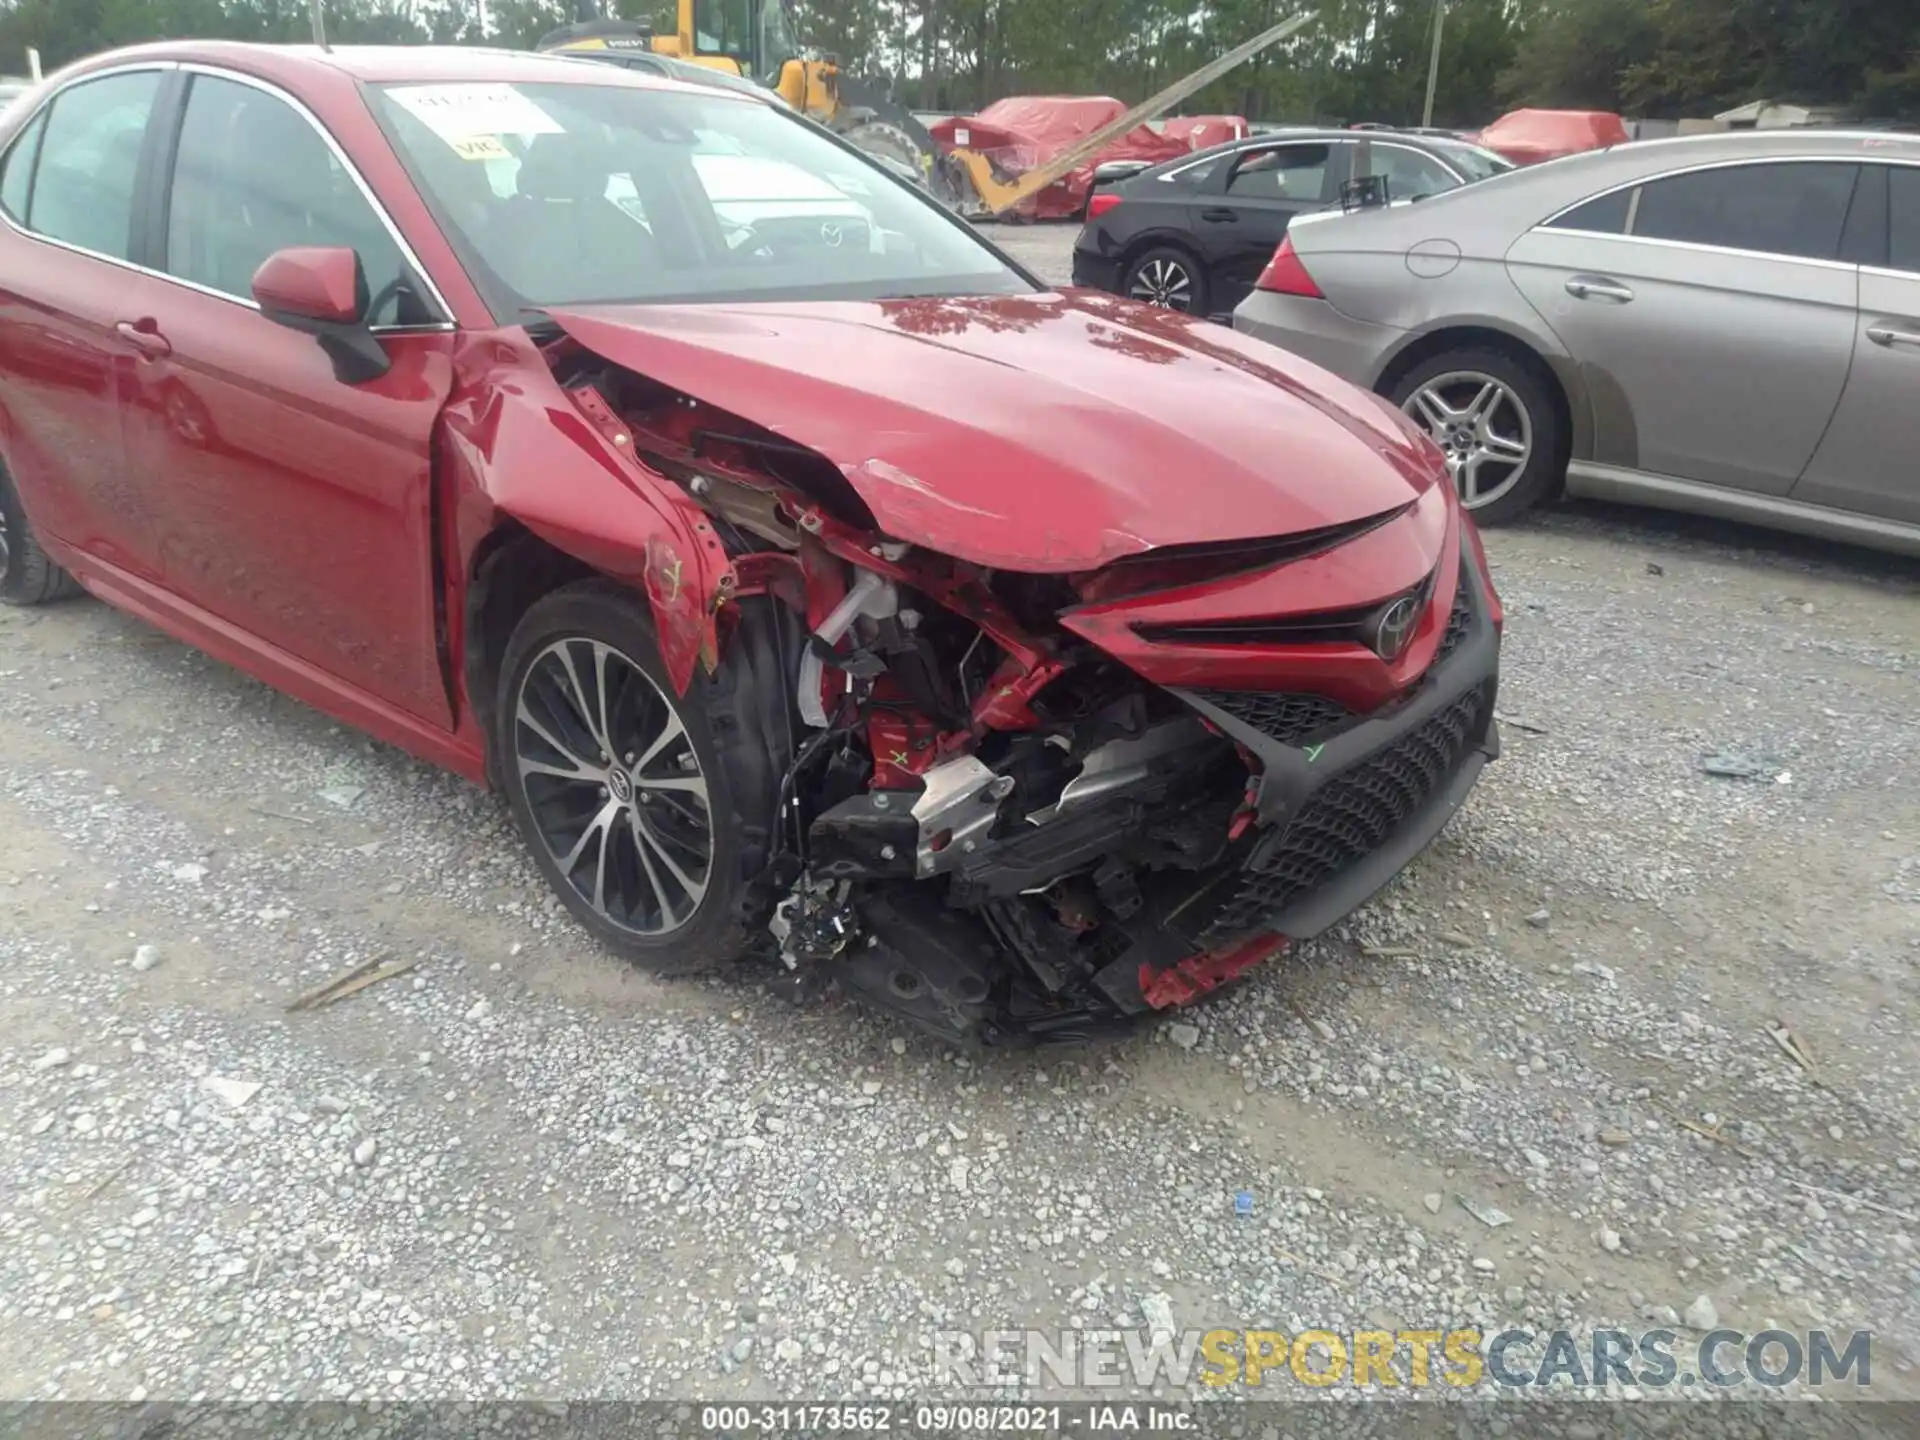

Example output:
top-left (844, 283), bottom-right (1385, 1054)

top-left (1279, 162), bottom-right (1637, 424)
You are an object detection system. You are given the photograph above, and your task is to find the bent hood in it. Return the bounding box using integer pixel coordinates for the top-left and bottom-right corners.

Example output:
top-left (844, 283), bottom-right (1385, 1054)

top-left (548, 290), bottom-right (1443, 572)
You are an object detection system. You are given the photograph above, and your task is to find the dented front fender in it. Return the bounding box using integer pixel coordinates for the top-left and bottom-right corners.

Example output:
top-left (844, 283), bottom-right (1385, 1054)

top-left (441, 331), bottom-right (735, 695)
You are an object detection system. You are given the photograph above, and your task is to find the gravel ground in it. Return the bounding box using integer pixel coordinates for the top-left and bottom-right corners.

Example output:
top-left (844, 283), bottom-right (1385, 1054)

top-left (2, 225), bottom-right (1917, 1405)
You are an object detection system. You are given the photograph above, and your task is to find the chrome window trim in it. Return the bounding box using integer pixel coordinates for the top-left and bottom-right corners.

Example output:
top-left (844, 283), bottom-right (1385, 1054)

top-left (1523, 224), bottom-right (1861, 275)
top-left (1878, 161), bottom-right (1920, 277)
top-left (1159, 135), bottom-right (1315, 183)
top-left (0, 59), bottom-right (456, 334)
top-left (0, 63), bottom-right (176, 268)
top-left (0, 59), bottom-right (176, 138)
top-left (1157, 150), bottom-right (1231, 182)
top-left (173, 62), bottom-right (455, 327)
top-left (1535, 154), bottom-right (1875, 267)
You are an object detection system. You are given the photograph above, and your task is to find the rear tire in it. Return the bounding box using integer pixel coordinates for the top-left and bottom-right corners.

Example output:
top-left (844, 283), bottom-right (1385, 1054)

top-left (496, 580), bottom-right (793, 976)
top-left (0, 462), bottom-right (83, 607)
top-left (1388, 348), bottom-right (1563, 526)
top-left (1122, 245), bottom-right (1209, 314)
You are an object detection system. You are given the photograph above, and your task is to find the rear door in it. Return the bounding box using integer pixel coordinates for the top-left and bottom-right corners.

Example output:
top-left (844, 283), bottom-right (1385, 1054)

top-left (113, 67), bottom-right (457, 725)
top-left (1504, 159), bottom-right (1860, 495)
top-left (1193, 141), bottom-right (1337, 313)
top-left (1793, 163), bottom-right (1920, 524)
top-left (0, 67), bottom-right (168, 576)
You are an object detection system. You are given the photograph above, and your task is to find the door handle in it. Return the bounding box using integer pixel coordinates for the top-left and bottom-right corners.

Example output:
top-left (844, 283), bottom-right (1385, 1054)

top-left (115, 319), bottom-right (172, 358)
top-left (1565, 275), bottom-right (1634, 303)
top-left (1867, 325), bottom-right (1920, 349)
top-left (1199, 207), bottom-right (1239, 222)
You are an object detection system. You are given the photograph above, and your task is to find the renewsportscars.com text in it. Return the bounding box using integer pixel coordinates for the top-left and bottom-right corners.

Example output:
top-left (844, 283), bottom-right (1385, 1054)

top-left (932, 1326), bottom-right (1873, 1391)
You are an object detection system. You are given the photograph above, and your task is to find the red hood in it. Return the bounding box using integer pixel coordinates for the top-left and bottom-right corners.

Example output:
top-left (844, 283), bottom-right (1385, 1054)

top-left (547, 291), bottom-right (1443, 572)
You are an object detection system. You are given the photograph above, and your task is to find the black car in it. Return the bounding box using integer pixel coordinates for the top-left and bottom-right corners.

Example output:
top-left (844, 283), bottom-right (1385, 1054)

top-left (1072, 128), bottom-right (1512, 320)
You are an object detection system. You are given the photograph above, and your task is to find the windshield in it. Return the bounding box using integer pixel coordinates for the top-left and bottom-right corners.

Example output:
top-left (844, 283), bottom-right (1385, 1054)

top-left (373, 80), bottom-right (1029, 316)
top-left (758, 1), bottom-right (801, 77)
top-left (1433, 141), bottom-right (1514, 182)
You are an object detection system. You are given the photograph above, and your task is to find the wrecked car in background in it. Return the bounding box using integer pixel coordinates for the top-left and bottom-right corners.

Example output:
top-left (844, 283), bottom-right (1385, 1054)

top-left (1474, 108), bottom-right (1630, 165)
top-left (0, 45), bottom-right (1501, 1046)
top-left (930, 96), bottom-right (1193, 220)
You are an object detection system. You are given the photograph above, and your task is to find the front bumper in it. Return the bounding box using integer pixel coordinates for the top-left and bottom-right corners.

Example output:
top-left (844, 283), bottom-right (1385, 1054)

top-left (1089, 534), bottom-right (1500, 1011)
top-left (1070, 247), bottom-right (1125, 294)
top-left (1178, 567), bottom-right (1498, 946)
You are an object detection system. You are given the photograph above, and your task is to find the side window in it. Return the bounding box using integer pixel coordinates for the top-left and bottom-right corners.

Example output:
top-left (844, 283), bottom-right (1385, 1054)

top-left (692, 0), bottom-right (752, 60)
top-left (1631, 161), bottom-right (1858, 262)
top-left (1891, 166), bottom-right (1920, 273)
top-left (1160, 154), bottom-right (1223, 189)
top-left (23, 70), bottom-right (162, 260)
top-left (163, 73), bottom-right (427, 325)
top-left (1838, 163), bottom-right (1888, 267)
top-left (0, 108), bottom-right (46, 222)
top-left (1226, 145), bottom-right (1330, 203)
top-left (1366, 145), bottom-right (1456, 201)
top-left (1547, 187), bottom-right (1632, 234)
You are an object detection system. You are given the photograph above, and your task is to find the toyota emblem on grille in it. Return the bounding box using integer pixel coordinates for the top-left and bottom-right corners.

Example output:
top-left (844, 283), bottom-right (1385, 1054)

top-left (1371, 595), bottom-right (1420, 661)
top-left (820, 222), bottom-right (844, 247)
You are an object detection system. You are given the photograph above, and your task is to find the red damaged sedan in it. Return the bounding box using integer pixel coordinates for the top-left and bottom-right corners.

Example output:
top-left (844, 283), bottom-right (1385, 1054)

top-left (0, 44), bottom-right (1501, 1045)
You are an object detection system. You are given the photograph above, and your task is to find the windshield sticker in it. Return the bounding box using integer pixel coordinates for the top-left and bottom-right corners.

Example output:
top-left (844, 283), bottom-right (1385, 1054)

top-left (449, 135), bottom-right (511, 160)
top-left (388, 84), bottom-right (563, 147)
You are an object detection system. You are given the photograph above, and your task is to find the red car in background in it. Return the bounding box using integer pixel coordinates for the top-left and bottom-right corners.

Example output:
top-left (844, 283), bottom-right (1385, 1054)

top-left (0, 43), bottom-right (1501, 1045)
top-left (1475, 108), bottom-right (1631, 165)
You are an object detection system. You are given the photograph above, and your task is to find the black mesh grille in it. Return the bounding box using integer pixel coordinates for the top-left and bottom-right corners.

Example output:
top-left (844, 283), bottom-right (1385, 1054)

top-left (1193, 690), bottom-right (1351, 746)
top-left (1437, 569), bottom-right (1475, 661)
top-left (1198, 686), bottom-right (1488, 947)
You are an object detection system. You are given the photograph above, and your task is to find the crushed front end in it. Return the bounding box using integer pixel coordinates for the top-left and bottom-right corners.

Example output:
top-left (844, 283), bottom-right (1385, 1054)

top-left (549, 344), bottom-right (1500, 1047)
top-left (754, 486), bottom-right (1501, 1048)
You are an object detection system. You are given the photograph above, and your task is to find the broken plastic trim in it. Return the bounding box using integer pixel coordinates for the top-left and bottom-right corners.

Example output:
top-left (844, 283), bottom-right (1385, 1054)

top-left (1070, 506), bottom-right (1410, 605)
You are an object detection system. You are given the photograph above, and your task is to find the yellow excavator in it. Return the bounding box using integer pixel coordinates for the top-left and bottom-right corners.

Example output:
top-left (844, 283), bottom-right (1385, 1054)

top-left (536, 0), bottom-right (964, 202)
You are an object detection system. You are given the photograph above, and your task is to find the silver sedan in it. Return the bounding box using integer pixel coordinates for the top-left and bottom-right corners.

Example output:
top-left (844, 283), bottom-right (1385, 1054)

top-left (1232, 130), bottom-right (1920, 554)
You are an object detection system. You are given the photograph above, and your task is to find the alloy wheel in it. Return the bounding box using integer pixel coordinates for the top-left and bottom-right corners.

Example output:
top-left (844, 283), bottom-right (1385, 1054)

top-left (512, 637), bottom-right (712, 937)
top-left (1403, 371), bottom-right (1534, 508)
top-left (1129, 258), bottom-right (1194, 310)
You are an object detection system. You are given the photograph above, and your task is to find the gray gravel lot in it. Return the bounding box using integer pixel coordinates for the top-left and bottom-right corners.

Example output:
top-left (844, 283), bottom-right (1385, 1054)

top-left (2, 225), bottom-right (1918, 1404)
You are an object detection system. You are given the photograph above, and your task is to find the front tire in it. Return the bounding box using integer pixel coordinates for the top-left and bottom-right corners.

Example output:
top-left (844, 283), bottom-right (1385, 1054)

top-left (1122, 246), bottom-right (1208, 314)
top-left (0, 463), bottom-right (83, 607)
top-left (1389, 349), bottom-right (1563, 526)
top-left (496, 580), bottom-right (791, 976)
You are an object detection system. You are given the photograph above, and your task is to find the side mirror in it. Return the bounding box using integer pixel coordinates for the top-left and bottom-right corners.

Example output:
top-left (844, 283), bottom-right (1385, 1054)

top-left (250, 246), bottom-right (391, 384)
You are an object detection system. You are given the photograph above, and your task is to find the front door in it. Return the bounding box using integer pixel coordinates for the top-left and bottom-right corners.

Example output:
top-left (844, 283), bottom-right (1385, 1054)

top-left (1506, 159), bottom-right (1861, 495)
top-left (1193, 142), bottom-right (1337, 315)
top-left (0, 68), bottom-right (168, 577)
top-left (1795, 163), bottom-right (1920, 525)
top-left (115, 68), bottom-right (456, 725)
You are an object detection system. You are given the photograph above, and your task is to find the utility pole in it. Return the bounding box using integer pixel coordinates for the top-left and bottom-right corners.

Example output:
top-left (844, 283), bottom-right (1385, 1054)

top-left (1420, 0), bottom-right (1445, 128)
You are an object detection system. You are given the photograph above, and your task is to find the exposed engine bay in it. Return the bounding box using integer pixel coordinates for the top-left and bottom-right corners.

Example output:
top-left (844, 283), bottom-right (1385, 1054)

top-left (547, 339), bottom-right (1501, 1046)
